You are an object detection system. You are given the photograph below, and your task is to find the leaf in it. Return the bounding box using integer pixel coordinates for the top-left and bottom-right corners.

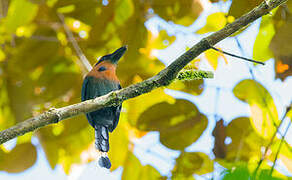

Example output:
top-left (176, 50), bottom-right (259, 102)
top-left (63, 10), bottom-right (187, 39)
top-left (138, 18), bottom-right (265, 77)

top-left (212, 119), bottom-right (227, 159)
top-left (269, 139), bottom-right (292, 173)
top-left (122, 153), bottom-right (162, 180)
top-left (5, 35), bottom-right (81, 122)
top-left (233, 80), bottom-right (279, 139)
top-left (114, 0), bottom-right (134, 26)
top-left (148, 30), bottom-right (176, 50)
top-left (258, 169), bottom-right (283, 180)
top-left (197, 12), bottom-right (227, 34)
top-left (0, 79), bottom-right (16, 129)
top-left (2, 0), bottom-right (38, 34)
top-left (0, 143), bottom-right (37, 173)
top-left (125, 88), bottom-right (175, 126)
top-left (53, 0), bottom-right (101, 25)
top-left (137, 99), bottom-right (208, 150)
top-left (172, 152), bottom-right (213, 178)
top-left (222, 165), bottom-right (250, 180)
top-left (149, 0), bottom-right (204, 26)
top-left (204, 48), bottom-right (226, 70)
top-left (228, 0), bottom-right (262, 19)
top-left (38, 115), bottom-right (93, 173)
top-left (224, 117), bottom-right (265, 163)
top-left (270, 16), bottom-right (292, 80)
top-left (168, 79), bottom-right (204, 96)
top-left (253, 13), bottom-right (275, 62)
top-left (57, 5), bottom-right (75, 14)
top-left (222, 165), bottom-right (284, 180)
top-left (116, 15), bottom-right (165, 86)
top-left (108, 117), bottom-right (130, 170)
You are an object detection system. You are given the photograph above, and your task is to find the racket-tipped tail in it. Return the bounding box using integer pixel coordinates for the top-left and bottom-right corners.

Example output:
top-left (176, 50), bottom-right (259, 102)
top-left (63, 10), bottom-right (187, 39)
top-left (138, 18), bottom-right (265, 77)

top-left (95, 125), bottom-right (111, 169)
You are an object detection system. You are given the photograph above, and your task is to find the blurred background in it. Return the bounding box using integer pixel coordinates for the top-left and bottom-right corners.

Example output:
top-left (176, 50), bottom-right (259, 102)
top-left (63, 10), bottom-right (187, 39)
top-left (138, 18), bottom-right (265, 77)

top-left (0, 0), bottom-right (291, 179)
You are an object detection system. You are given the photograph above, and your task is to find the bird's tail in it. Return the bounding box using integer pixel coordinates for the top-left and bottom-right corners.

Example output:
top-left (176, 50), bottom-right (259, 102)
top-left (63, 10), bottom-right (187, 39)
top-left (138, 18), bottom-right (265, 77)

top-left (95, 125), bottom-right (111, 169)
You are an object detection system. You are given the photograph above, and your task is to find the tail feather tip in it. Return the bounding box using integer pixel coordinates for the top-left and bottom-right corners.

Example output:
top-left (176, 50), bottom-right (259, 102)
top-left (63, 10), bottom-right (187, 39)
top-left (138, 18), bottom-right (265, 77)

top-left (98, 156), bottom-right (111, 169)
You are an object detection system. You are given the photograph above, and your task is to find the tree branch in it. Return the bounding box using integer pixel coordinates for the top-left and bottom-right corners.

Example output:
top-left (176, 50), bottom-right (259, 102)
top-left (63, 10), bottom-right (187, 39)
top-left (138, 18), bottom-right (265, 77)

top-left (58, 13), bottom-right (93, 73)
top-left (0, 0), bottom-right (287, 144)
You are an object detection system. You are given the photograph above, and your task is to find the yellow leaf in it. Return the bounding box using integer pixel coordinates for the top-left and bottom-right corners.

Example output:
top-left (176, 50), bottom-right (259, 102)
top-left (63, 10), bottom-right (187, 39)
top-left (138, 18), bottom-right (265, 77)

top-left (233, 80), bottom-right (279, 139)
top-left (122, 153), bottom-right (161, 180)
top-left (124, 88), bottom-right (175, 126)
top-left (197, 12), bottom-right (227, 34)
top-left (149, 0), bottom-right (203, 26)
top-left (3, 0), bottom-right (38, 34)
top-left (137, 99), bottom-right (208, 150)
top-left (204, 48), bottom-right (226, 70)
top-left (228, 0), bottom-right (262, 18)
top-left (108, 118), bottom-right (130, 170)
top-left (0, 49), bottom-right (6, 62)
top-left (57, 5), bottom-right (75, 14)
top-left (0, 143), bottom-right (37, 173)
top-left (114, 0), bottom-right (134, 26)
top-left (253, 14), bottom-right (275, 62)
top-left (172, 152), bottom-right (213, 178)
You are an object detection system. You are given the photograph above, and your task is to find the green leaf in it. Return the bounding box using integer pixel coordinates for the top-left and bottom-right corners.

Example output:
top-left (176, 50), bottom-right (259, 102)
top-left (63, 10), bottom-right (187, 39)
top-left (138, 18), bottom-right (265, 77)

top-left (172, 152), bottom-right (213, 178)
top-left (2, 0), bottom-right (38, 34)
top-left (137, 99), bottom-right (208, 150)
top-left (258, 170), bottom-right (282, 180)
top-left (222, 165), bottom-right (250, 180)
top-left (197, 12), bottom-right (227, 34)
top-left (233, 80), bottom-right (279, 139)
top-left (0, 143), bottom-right (37, 173)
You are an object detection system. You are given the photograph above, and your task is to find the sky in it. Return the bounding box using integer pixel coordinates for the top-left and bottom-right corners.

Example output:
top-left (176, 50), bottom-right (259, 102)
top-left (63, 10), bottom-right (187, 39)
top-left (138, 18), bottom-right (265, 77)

top-left (0, 1), bottom-right (291, 180)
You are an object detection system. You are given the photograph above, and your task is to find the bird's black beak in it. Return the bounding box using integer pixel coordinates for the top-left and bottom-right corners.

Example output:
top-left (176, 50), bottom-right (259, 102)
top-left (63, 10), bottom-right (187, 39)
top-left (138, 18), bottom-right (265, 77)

top-left (110, 46), bottom-right (127, 64)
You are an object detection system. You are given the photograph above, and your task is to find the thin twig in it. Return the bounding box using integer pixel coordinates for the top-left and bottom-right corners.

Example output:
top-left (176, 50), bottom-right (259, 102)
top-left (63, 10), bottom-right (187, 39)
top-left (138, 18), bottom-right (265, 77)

top-left (269, 119), bottom-right (291, 176)
top-left (210, 46), bottom-right (265, 65)
top-left (57, 13), bottom-right (92, 72)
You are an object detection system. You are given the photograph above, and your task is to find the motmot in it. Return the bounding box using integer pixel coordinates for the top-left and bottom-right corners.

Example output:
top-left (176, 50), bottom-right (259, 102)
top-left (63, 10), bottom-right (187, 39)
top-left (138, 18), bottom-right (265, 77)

top-left (81, 46), bottom-right (127, 169)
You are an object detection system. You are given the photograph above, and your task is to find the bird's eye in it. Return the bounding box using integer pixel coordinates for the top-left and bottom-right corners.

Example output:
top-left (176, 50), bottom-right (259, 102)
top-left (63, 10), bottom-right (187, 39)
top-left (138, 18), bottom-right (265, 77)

top-left (98, 66), bottom-right (106, 71)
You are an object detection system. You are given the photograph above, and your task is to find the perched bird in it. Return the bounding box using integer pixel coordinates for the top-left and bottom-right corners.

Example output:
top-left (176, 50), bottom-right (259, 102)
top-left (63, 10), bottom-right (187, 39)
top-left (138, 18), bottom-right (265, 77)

top-left (81, 46), bottom-right (127, 169)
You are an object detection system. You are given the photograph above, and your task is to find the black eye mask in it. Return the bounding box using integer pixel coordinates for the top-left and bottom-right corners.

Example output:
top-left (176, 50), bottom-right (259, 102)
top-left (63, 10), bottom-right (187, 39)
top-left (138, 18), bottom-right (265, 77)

top-left (98, 66), bottom-right (107, 71)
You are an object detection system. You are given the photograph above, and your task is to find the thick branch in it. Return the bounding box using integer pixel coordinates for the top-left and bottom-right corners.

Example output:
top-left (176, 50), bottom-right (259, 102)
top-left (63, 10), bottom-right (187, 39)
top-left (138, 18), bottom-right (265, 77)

top-left (0, 0), bottom-right (287, 144)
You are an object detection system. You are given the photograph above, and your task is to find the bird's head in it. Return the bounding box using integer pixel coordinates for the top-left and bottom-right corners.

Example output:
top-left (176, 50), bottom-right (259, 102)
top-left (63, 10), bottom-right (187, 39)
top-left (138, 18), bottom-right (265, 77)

top-left (89, 46), bottom-right (127, 80)
top-left (95, 46), bottom-right (127, 66)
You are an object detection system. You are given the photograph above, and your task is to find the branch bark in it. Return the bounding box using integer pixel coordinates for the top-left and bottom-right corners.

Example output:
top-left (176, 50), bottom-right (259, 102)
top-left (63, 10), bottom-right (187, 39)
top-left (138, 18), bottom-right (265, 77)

top-left (0, 0), bottom-right (287, 144)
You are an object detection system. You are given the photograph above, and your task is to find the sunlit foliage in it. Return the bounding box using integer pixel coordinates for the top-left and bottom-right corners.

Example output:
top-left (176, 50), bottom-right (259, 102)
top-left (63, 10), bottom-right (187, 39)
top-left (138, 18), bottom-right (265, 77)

top-left (0, 0), bottom-right (291, 179)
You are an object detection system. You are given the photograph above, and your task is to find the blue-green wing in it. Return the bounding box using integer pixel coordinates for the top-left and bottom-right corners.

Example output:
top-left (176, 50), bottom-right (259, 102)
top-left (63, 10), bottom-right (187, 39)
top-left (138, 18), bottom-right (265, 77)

top-left (81, 76), bottom-right (121, 131)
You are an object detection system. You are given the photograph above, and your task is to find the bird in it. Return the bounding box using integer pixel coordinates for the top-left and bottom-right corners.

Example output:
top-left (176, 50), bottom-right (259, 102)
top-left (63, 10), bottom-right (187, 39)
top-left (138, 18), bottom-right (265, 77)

top-left (81, 46), bottom-right (127, 169)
